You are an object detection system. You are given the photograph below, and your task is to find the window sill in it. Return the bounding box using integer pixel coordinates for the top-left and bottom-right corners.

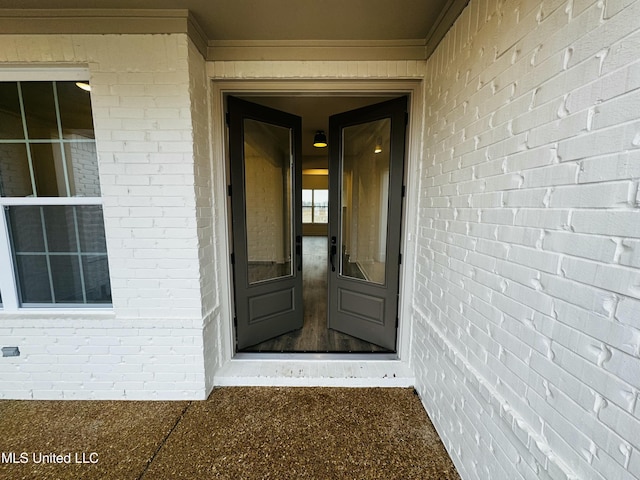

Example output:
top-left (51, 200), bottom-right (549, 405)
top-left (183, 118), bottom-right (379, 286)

top-left (0, 308), bottom-right (115, 321)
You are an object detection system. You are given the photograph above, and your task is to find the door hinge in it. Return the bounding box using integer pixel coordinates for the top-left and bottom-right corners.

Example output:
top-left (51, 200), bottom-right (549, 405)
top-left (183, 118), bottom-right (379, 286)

top-left (402, 185), bottom-right (406, 198)
top-left (399, 253), bottom-right (402, 265)
top-left (225, 112), bottom-right (230, 126)
top-left (227, 184), bottom-right (232, 197)
top-left (230, 253), bottom-right (235, 265)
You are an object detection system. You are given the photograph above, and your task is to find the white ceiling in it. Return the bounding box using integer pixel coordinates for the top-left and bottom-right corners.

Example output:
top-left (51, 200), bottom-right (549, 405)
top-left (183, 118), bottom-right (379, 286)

top-left (0, 0), bottom-right (461, 42)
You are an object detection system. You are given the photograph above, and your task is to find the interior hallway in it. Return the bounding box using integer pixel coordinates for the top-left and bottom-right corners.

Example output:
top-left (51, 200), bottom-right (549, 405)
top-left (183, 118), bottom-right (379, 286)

top-left (243, 236), bottom-right (392, 353)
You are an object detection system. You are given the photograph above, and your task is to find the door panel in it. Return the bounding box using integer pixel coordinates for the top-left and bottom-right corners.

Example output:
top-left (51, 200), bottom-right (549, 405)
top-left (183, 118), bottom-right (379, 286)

top-left (228, 96), bottom-right (303, 350)
top-left (328, 97), bottom-right (407, 351)
top-left (337, 288), bottom-right (385, 325)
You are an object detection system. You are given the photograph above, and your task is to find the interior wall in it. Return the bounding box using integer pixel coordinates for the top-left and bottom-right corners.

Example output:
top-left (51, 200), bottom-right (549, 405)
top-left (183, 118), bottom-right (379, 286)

top-left (244, 151), bottom-right (287, 263)
top-left (412, 1), bottom-right (640, 479)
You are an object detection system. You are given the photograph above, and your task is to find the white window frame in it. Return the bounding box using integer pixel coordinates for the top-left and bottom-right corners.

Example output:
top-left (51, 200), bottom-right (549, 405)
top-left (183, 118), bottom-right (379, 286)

top-left (0, 68), bottom-right (110, 311)
top-left (302, 188), bottom-right (329, 225)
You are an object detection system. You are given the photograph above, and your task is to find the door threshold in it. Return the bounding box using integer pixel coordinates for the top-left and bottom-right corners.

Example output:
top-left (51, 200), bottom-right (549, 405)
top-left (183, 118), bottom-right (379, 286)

top-left (214, 355), bottom-right (414, 387)
top-left (233, 352), bottom-right (397, 360)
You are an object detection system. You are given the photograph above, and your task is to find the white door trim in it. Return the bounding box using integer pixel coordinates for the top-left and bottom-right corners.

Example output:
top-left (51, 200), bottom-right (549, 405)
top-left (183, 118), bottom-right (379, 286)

top-left (209, 78), bottom-right (425, 385)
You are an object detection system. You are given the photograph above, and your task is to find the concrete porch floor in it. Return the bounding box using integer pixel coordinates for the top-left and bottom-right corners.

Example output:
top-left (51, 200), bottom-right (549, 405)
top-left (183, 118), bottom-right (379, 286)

top-left (0, 387), bottom-right (460, 479)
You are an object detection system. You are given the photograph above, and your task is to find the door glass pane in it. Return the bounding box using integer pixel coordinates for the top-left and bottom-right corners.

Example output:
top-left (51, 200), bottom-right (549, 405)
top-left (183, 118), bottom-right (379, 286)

top-left (243, 118), bottom-right (293, 284)
top-left (340, 118), bottom-right (391, 285)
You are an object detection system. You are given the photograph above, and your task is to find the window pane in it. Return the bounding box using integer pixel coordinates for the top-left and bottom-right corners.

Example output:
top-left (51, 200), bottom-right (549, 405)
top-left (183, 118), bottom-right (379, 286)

top-left (7, 205), bottom-right (111, 305)
top-left (43, 206), bottom-right (78, 252)
top-left (302, 189), bottom-right (313, 223)
top-left (50, 255), bottom-right (83, 303)
top-left (302, 189), bottom-right (313, 206)
top-left (66, 142), bottom-right (101, 196)
top-left (83, 256), bottom-right (111, 303)
top-left (8, 206), bottom-right (45, 252)
top-left (0, 143), bottom-right (33, 196)
top-left (15, 255), bottom-right (52, 303)
top-left (31, 143), bottom-right (66, 196)
top-left (302, 206), bottom-right (312, 224)
top-left (21, 82), bottom-right (59, 140)
top-left (313, 189), bottom-right (328, 224)
top-left (56, 82), bottom-right (95, 139)
top-left (77, 205), bottom-right (108, 252)
top-left (0, 82), bottom-right (24, 139)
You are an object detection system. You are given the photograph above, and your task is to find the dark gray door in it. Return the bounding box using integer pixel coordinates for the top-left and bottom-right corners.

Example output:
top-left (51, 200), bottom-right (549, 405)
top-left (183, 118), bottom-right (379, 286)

top-left (227, 96), bottom-right (303, 350)
top-left (328, 97), bottom-right (407, 351)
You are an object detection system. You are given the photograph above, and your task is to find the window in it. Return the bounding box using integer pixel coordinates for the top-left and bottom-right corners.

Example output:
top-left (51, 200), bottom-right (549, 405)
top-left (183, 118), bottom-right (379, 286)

top-left (0, 79), bottom-right (111, 308)
top-left (302, 189), bottom-right (328, 224)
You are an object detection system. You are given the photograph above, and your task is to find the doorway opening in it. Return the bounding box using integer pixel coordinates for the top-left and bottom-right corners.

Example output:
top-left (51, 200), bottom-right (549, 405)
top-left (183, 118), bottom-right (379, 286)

top-left (225, 94), bottom-right (408, 354)
top-left (244, 236), bottom-right (390, 352)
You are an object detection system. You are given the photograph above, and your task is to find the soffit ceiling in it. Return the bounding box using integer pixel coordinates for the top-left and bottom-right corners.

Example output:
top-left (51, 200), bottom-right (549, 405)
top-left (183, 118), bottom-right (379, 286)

top-left (0, 1), bottom-right (468, 158)
top-left (0, 0), bottom-right (450, 40)
top-left (0, 0), bottom-right (468, 59)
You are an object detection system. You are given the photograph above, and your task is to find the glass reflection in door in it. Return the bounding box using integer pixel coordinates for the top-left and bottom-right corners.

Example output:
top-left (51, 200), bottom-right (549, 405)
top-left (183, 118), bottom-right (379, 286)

top-left (340, 118), bottom-right (391, 285)
top-left (243, 118), bottom-right (293, 284)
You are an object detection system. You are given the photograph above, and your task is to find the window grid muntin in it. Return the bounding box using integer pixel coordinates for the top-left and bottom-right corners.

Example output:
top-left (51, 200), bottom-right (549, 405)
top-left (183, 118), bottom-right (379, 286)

top-left (16, 82), bottom-right (38, 196)
top-left (302, 188), bottom-right (328, 224)
top-left (52, 82), bottom-right (72, 197)
top-left (0, 81), bottom-right (100, 199)
top-left (6, 205), bottom-right (110, 307)
top-left (0, 78), bottom-right (111, 309)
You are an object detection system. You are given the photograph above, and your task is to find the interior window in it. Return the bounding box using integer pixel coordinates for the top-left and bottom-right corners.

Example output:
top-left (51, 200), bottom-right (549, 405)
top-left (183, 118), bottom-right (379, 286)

top-left (302, 189), bottom-right (328, 224)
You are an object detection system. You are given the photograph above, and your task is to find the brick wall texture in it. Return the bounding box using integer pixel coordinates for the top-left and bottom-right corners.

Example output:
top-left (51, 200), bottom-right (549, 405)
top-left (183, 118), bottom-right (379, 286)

top-left (0, 1), bottom-right (639, 478)
top-left (412, 1), bottom-right (640, 479)
top-left (0, 34), bottom-right (212, 400)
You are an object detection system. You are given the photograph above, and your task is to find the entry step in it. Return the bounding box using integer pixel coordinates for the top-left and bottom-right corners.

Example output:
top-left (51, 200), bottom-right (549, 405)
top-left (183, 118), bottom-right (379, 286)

top-left (214, 356), bottom-right (414, 387)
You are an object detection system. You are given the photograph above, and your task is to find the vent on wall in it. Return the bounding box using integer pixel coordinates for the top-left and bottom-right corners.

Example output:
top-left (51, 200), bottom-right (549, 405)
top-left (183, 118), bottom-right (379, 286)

top-left (2, 347), bottom-right (20, 357)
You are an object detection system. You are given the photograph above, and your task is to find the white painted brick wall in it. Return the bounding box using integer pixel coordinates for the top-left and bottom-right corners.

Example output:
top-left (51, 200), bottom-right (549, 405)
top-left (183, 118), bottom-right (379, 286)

top-left (0, 34), bottom-right (212, 400)
top-left (414, 1), bottom-right (640, 480)
top-left (187, 39), bottom-right (223, 392)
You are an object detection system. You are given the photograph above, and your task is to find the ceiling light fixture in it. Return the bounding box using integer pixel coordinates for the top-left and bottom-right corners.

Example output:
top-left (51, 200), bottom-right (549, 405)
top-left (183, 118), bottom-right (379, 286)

top-left (313, 131), bottom-right (327, 148)
top-left (75, 82), bottom-right (92, 92)
top-left (374, 138), bottom-right (383, 154)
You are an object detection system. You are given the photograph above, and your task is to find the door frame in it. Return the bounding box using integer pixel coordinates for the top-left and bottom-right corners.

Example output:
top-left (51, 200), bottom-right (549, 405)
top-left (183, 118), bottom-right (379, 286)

top-left (211, 79), bottom-right (424, 363)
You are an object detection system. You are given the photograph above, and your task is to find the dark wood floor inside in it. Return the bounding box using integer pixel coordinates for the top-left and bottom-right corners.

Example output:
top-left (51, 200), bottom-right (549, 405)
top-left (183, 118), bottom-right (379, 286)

top-left (243, 236), bottom-right (391, 353)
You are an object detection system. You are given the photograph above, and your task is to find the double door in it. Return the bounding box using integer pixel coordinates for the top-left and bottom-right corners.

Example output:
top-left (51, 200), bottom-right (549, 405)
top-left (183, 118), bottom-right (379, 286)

top-left (228, 95), bottom-right (407, 351)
